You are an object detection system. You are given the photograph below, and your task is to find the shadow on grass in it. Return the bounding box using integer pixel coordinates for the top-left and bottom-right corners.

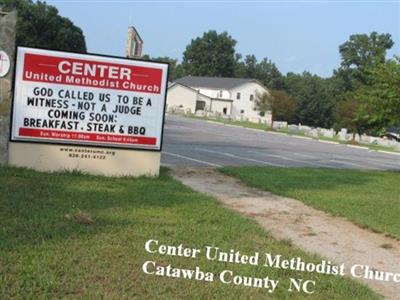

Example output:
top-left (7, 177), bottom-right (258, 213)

top-left (0, 167), bottom-right (382, 299)
top-left (0, 166), bottom-right (205, 252)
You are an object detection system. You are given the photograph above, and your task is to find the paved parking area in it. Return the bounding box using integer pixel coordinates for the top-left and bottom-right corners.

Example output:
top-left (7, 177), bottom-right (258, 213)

top-left (161, 115), bottom-right (400, 170)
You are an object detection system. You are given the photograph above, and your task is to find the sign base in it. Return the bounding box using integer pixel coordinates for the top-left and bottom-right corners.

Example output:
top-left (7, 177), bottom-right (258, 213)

top-left (8, 142), bottom-right (160, 177)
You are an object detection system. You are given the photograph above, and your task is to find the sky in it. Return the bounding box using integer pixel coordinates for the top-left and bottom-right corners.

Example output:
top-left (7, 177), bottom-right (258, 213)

top-left (46, 0), bottom-right (400, 78)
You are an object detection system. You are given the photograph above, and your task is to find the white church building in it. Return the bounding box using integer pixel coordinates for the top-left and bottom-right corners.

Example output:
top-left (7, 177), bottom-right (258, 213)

top-left (166, 76), bottom-right (272, 124)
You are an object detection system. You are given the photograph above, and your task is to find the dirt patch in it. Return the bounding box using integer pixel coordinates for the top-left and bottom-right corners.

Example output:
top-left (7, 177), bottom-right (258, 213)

top-left (65, 210), bottom-right (94, 225)
top-left (171, 167), bottom-right (400, 299)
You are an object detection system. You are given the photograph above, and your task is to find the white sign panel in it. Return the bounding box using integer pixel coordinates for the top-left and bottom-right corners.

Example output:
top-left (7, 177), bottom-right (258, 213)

top-left (0, 50), bottom-right (11, 77)
top-left (11, 47), bottom-right (168, 150)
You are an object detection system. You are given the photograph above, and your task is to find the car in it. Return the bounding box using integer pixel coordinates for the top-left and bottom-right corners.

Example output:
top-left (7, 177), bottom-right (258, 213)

top-left (381, 127), bottom-right (400, 142)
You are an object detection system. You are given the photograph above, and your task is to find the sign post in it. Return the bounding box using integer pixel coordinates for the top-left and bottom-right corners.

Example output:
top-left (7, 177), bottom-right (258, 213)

top-left (9, 47), bottom-right (168, 176)
top-left (0, 10), bottom-right (17, 165)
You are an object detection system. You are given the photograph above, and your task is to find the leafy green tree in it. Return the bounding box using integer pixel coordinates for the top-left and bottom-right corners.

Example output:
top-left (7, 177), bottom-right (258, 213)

top-left (0, 0), bottom-right (86, 52)
top-left (331, 32), bottom-right (395, 135)
top-left (271, 90), bottom-right (297, 124)
top-left (283, 72), bottom-right (335, 127)
top-left (336, 32), bottom-right (394, 90)
top-left (356, 56), bottom-right (400, 133)
top-left (255, 90), bottom-right (297, 128)
top-left (182, 30), bottom-right (237, 77)
top-left (142, 55), bottom-right (179, 81)
top-left (234, 53), bottom-right (246, 77)
top-left (334, 98), bottom-right (368, 140)
top-left (234, 55), bottom-right (284, 89)
top-left (243, 55), bottom-right (258, 78)
top-left (257, 58), bottom-right (285, 89)
top-left (254, 92), bottom-right (272, 126)
top-left (174, 64), bottom-right (186, 80)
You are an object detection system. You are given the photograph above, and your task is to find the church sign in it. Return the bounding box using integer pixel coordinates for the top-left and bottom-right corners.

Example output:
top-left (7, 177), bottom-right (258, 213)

top-left (11, 47), bottom-right (168, 151)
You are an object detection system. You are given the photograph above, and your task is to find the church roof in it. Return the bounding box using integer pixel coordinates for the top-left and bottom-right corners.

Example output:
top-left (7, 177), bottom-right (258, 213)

top-left (175, 76), bottom-right (258, 90)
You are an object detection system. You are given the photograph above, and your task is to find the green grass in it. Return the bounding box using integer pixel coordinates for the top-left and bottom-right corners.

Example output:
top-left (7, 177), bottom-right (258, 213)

top-left (191, 114), bottom-right (268, 130)
top-left (219, 119), bottom-right (267, 130)
top-left (0, 167), bottom-right (379, 299)
top-left (365, 143), bottom-right (399, 153)
top-left (221, 167), bottom-right (400, 240)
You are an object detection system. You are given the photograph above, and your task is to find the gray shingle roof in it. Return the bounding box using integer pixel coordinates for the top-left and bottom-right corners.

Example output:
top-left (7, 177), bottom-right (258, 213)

top-left (175, 76), bottom-right (256, 90)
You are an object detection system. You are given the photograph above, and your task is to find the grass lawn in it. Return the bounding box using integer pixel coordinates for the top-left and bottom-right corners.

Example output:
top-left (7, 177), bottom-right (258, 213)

top-left (366, 143), bottom-right (400, 153)
top-left (0, 167), bottom-right (379, 299)
top-left (191, 114), bottom-right (268, 130)
top-left (221, 167), bottom-right (400, 240)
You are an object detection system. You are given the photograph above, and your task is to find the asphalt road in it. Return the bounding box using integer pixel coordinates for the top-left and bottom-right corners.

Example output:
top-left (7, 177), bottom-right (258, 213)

top-left (161, 115), bottom-right (400, 170)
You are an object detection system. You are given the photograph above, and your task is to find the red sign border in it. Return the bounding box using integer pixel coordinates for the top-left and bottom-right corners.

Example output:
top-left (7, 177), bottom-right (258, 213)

top-left (9, 46), bottom-right (169, 152)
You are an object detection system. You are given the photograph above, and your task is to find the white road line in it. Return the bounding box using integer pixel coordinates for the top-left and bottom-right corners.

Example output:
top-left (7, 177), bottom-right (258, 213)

top-left (377, 150), bottom-right (400, 156)
top-left (329, 156), bottom-right (398, 169)
top-left (318, 140), bottom-right (340, 145)
top-left (248, 151), bottom-right (335, 168)
top-left (293, 152), bottom-right (399, 169)
top-left (197, 148), bottom-right (286, 167)
top-left (206, 120), bottom-right (222, 125)
top-left (359, 159), bottom-right (399, 169)
top-left (291, 151), bottom-right (398, 169)
top-left (163, 151), bottom-right (222, 167)
top-left (245, 128), bottom-right (265, 132)
top-left (328, 159), bottom-right (382, 170)
top-left (345, 154), bottom-right (400, 168)
top-left (265, 131), bottom-right (286, 135)
top-left (291, 152), bottom-right (319, 159)
top-left (224, 124), bottom-right (243, 128)
top-left (346, 145), bottom-right (369, 150)
top-left (291, 135), bottom-right (313, 140)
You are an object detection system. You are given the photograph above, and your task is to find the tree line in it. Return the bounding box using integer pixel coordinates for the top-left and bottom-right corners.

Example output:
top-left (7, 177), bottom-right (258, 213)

top-left (150, 30), bottom-right (399, 137)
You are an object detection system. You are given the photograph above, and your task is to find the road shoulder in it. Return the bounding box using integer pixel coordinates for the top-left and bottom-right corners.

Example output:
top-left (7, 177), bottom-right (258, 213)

top-left (171, 167), bottom-right (400, 299)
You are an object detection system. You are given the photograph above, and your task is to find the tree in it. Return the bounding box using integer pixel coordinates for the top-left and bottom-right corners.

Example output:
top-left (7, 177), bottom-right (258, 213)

top-left (270, 90), bottom-right (297, 124)
top-left (283, 72), bottom-right (335, 127)
top-left (234, 55), bottom-right (284, 89)
top-left (255, 90), bottom-right (297, 128)
top-left (0, 0), bottom-right (86, 53)
top-left (336, 32), bottom-right (394, 89)
top-left (174, 64), bottom-right (186, 80)
top-left (142, 55), bottom-right (179, 81)
top-left (234, 53), bottom-right (246, 77)
top-left (243, 54), bottom-right (258, 78)
top-left (255, 92), bottom-right (272, 126)
top-left (182, 30), bottom-right (237, 77)
top-left (356, 56), bottom-right (400, 134)
top-left (334, 98), bottom-right (368, 140)
top-left (257, 58), bottom-right (285, 89)
top-left (331, 32), bottom-right (395, 136)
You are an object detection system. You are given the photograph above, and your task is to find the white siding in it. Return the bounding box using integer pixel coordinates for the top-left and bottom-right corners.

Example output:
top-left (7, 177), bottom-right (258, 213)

top-left (197, 93), bottom-right (212, 111)
top-left (210, 100), bottom-right (232, 115)
top-left (166, 84), bottom-right (212, 113)
top-left (229, 82), bottom-right (271, 124)
top-left (195, 87), bottom-right (230, 99)
top-left (166, 84), bottom-right (197, 113)
top-left (167, 80), bottom-right (272, 125)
